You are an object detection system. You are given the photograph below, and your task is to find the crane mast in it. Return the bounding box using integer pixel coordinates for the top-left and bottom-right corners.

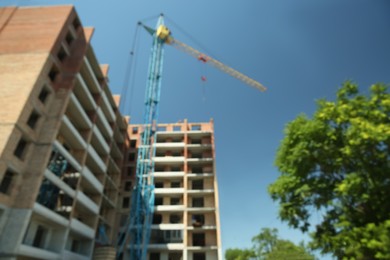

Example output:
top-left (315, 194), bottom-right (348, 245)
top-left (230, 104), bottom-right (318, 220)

top-left (117, 16), bottom-right (165, 260)
top-left (119, 14), bottom-right (266, 260)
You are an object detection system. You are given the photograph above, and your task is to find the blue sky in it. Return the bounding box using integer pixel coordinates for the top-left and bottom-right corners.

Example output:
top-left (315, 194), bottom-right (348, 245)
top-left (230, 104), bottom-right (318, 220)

top-left (3, 0), bottom-right (390, 259)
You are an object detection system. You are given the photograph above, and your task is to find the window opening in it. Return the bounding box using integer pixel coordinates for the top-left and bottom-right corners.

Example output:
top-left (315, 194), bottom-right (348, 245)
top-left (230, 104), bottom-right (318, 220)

top-left (49, 65), bottom-right (59, 82)
top-left (169, 214), bottom-right (181, 224)
top-left (0, 170), bottom-right (15, 194)
top-left (124, 181), bottom-right (132, 191)
top-left (193, 252), bottom-right (206, 260)
top-left (152, 214), bottom-right (162, 224)
top-left (122, 197), bottom-right (130, 208)
top-left (192, 233), bottom-right (205, 246)
top-left (171, 181), bottom-right (180, 188)
top-left (128, 153), bottom-right (135, 162)
top-left (14, 138), bottom-right (28, 160)
top-left (192, 197), bottom-right (204, 207)
top-left (192, 180), bottom-right (204, 190)
top-left (154, 197), bottom-right (163, 206)
top-left (192, 214), bottom-right (205, 227)
top-left (38, 86), bottom-right (50, 104)
top-left (150, 253), bottom-right (160, 260)
top-left (32, 225), bottom-right (47, 248)
top-left (170, 197), bottom-right (180, 205)
top-left (155, 182), bottom-right (164, 188)
top-left (27, 111), bottom-right (40, 129)
top-left (57, 46), bottom-right (67, 62)
top-left (65, 32), bottom-right (74, 45)
top-left (191, 125), bottom-right (201, 131)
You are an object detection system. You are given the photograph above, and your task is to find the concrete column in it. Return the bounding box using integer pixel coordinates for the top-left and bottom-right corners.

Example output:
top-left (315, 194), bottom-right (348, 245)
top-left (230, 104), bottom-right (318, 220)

top-left (0, 208), bottom-right (32, 257)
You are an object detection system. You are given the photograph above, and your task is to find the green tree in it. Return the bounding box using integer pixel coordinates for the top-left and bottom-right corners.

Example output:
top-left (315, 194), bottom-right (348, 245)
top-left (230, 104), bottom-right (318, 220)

top-left (252, 228), bottom-right (315, 260)
top-left (269, 82), bottom-right (390, 259)
top-left (251, 228), bottom-right (278, 258)
top-left (225, 248), bottom-right (256, 260)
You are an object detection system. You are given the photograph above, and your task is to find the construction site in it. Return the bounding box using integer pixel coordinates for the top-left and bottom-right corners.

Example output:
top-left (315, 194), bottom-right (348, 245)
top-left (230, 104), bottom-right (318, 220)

top-left (0, 4), bottom-right (268, 260)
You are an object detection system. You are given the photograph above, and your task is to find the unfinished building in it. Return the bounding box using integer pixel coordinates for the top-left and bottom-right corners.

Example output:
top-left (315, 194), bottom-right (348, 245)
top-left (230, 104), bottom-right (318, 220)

top-left (0, 5), bottom-right (222, 260)
top-left (0, 6), bottom-right (128, 259)
top-left (118, 120), bottom-right (222, 260)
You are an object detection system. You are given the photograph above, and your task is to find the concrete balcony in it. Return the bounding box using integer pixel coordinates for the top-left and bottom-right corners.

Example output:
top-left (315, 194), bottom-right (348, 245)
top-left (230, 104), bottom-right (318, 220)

top-left (92, 126), bottom-right (110, 155)
top-left (75, 73), bottom-right (98, 111)
top-left (81, 166), bottom-right (103, 193)
top-left (153, 172), bottom-right (185, 178)
top-left (147, 243), bottom-right (184, 250)
top-left (96, 108), bottom-right (113, 139)
top-left (76, 191), bottom-right (99, 214)
top-left (101, 91), bottom-right (116, 123)
top-left (187, 158), bottom-right (213, 163)
top-left (87, 145), bottom-right (107, 173)
top-left (154, 205), bottom-right (185, 212)
top-left (151, 224), bottom-right (184, 230)
top-left (187, 173), bottom-right (214, 178)
top-left (187, 245), bottom-right (219, 251)
top-left (44, 169), bottom-right (76, 198)
top-left (153, 156), bottom-right (185, 163)
top-left (114, 127), bottom-right (125, 144)
top-left (68, 93), bottom-right (93, 129)
top-left (61, 115), bottom-right (87, 150)
top-left (187, 207), bottom-right (215, 213)
top-left (19, 244), bottom-right (61, 260)
top-left (154, 142), bottom-right (185, 148)
top-left (187, 144), bottom-right (212, 148)
top-left (187, 130), bottom-right (212, 138)
top-left (33, 203), bottom-right (69, 227)
top-left (154, 188), bottom-right (185, 195)
top-left (187, 225), bottom-right (217, 230)
top-left (187, 189), bottom-right (214, 195)
top-left (83, 57), bottom-right (101, 93)
top-left (108, 157), bottom-right (121, 176)
top-left (102, 194), bottom-right (116, 208)
top-left (63, 250), bottom-right (90, 260)
top-left (53, 140), bottom-right (82, 171)
top-left (110, 141), bottom-right (123, 161)
top-left (70, 218), bottom-right (95, 239)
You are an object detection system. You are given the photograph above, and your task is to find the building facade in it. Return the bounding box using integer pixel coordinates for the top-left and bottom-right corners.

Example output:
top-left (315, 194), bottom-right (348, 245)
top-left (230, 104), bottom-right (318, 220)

top-left (0, 5), bottom-right (222, 260)
top-left (119, 120), bottom-right (222, 260)
top-left (0, 6), bottom-right (127, 259)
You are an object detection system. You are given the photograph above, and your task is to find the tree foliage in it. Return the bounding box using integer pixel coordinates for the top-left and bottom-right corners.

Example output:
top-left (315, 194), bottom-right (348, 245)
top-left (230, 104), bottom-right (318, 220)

top-left (225, 228), bottom-right (315, 260)
top-left (269, 82), bottom-right (390, 259)
top-left (252, 228), bottom-right (315, 260)
top-left (225, 248), bottom-right (256, 260)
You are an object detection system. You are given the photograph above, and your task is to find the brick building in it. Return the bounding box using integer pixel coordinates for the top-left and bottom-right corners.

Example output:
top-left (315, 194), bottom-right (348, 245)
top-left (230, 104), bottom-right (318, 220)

top-left (119, 120), bottom-right (222, 260)
top-left (0, 5), bottom-right (222, 260)
top-left (0, 6), bottom-right (127, 259)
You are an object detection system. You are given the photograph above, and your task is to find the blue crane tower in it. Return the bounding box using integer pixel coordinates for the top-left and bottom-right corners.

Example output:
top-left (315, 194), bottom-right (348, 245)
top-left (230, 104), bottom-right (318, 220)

top-left (117, 16), bottom-right (165, 260)
top-left (117, 14), bottom-right (266, 260)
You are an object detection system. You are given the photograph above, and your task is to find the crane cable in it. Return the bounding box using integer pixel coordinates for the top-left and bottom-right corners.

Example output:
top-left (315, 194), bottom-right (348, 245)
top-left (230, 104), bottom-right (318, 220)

top-left (119, 23), bottom-right (140, 114)
top-left (164, 15), bottom-right (224, 105)
top-left (120, 15), bottom-right (161, 116)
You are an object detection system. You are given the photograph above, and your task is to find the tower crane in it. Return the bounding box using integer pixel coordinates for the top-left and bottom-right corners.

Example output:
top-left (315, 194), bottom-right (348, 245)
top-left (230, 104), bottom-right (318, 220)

top-left (117, 15), bottom-right (266, 260)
